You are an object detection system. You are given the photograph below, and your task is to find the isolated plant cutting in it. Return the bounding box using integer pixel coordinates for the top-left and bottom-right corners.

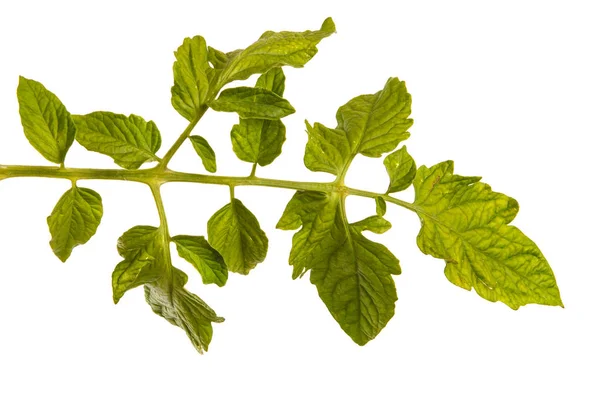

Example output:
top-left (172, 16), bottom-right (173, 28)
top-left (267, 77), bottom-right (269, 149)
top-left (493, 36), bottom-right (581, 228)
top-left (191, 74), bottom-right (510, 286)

top-left (0, 18), bottom-right (562, 353)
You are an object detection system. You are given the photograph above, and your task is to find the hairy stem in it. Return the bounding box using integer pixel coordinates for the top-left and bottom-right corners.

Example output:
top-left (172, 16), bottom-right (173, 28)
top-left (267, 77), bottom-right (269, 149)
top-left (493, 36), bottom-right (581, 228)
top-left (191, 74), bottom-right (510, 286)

top-left (0, 164), bottom-right (417, 212)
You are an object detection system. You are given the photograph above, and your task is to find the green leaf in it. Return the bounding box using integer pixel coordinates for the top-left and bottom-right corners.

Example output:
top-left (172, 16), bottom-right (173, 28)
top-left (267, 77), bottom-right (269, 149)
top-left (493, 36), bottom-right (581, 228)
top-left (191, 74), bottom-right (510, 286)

top-left (145, 269), bottom-right (225, 354)
top-left (112, 226), bottom-right (165, 303)
top-left (413, 161), bottom-right (563, 309)
top-left (256, 67), bottom-right (286, 96)
top-left (112, 258), bottom-right (158, 304)
top-left (384, 145), bottom-right (416, 193)
top-left (304, 121), bottom-right (351, 176)
top-left (208, 46), bottom-right (229, 69)
top-left (115, 227), bottom-right (223, 352)
top-left (172, 235), bottom-right (228, 287)
top-left (217, 17), bottom-right (335, 85)
top-left (210, 86), bottom-right (295, 120)
top-left (189, 136), bottom-right (217, 173)
top-left (230, 68), bottom-right (287, 166)
top-left (352, 215), bottom-right (392, 234)
top-left (208, 198), bottom-right (268, 274)
top-left (278, 191), bottom-right (400, 345)
top-left (337, 77), bottom-right (412, 157)
top-left (375, 196), bottom-right (387, 216)
top-left (231, 119), bottom-right (286, 166)
top-left (47, 185), bottom-right (103, 262)
top-left (304, 78), bottom-right (412, 177)
top-left (171, 35), bottom-right (210, 121)
top-left (17, 76), bottom-right (76, 164)
top-left (73, 112), bottom-right (161, 169)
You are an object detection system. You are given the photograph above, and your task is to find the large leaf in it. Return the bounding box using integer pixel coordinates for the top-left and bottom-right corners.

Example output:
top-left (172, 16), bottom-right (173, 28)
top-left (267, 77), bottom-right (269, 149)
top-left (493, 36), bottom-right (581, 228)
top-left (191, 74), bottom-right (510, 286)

top-left (304, 78), bottom-right (412, 177)
top-left (210, 86), bottom-right (295, 120)
top-left (412, 161), bottom-right (563, 309)
top-left (145, 269), bottom-right (224, 354)
top-left (207, 198), bottom-right (268, 275)
top-left (173, 235), bottom-right (228, 287)
top-left (171, 35), bottom-right (210, 121)
top-left (277, 191), bottom-right (400, 345)
top-left (17, 76), bottom-right (76, 164)
top-left (73, 112), bottom-right (161, 169)
top-left (230, 68), bottom-right (287, 166)
top-left (216, 17), bottom-right (335, 85)
top-left (47, 185), bottom-right (103, 262)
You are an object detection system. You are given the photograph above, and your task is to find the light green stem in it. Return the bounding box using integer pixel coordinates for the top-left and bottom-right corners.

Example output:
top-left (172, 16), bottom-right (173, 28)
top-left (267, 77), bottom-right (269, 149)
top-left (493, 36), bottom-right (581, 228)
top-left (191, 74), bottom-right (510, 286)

top-left (157, 105), bottom-right (208, 171)
top-left (0, 164), bottom-right (417, 212)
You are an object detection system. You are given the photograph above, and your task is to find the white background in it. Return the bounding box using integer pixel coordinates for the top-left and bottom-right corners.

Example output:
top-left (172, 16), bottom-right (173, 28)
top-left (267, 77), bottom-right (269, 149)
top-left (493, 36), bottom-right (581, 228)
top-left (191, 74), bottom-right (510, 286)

top-left (0, 1), bottom-right (598, 399)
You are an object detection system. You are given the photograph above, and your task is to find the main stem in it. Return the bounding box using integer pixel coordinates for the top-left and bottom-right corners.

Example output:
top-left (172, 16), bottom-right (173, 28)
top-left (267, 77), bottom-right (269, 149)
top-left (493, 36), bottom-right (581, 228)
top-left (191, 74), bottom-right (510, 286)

top-left (0, 164), bottom-right (417, 212)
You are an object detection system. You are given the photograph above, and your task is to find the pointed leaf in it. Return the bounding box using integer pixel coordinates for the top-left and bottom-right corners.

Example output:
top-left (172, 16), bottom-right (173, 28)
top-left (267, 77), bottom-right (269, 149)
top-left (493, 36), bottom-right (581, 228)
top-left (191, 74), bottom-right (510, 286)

top-left (278, 191), bottom-right (400, 345)
top-left (304, 121), bottom-right (351, 176)
top-left (145, 268), bottom-right (224, 354)
top-left (73, 112), bottom-right (161, 169)
top-left (304, 78), bottom-right (412, 177)
top-left (230, 67), bottom-right (287, 166)
top-left (17, 76), bottom-right (76, 164)
top-left (47, 186), bottom-right (103, 262)
top-left (218, 17), bottom-right (335, 85)
top-left (336, 77), bottom-right (412, 157)
top-left (208, 46), bottom-right (229, 69)
top-left (384, 145), bottom-right (416, 193)
top-left (413, 161), bottom-right (563, 309)
top-left (116, 226), bottom-right (223, 351)
top-left (172, 235), bottom-right (228, 287)
top-left (351, 215), bottom-right (392, 234)
top-left (189, 135), bottom-right (217, 173)
top-left (208, 198), bottom-right (268, 274)
top-left (255, 67), bottom-right (286, 96)
top-left (171, 35), bottom-right (210, 121)
top-left (210, 86), bottom-right (295, 120)
top-left (112, 258), bottom-right (161, 304)
top-left (231, 119), bottom-right (286, 166)
top-left (112, 225), bottom-right (165, 303)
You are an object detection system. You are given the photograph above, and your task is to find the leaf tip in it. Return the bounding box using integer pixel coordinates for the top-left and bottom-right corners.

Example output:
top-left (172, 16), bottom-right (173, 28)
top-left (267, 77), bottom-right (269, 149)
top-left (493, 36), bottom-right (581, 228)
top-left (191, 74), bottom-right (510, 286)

top-left (321, 17), bottom-right (336, 34)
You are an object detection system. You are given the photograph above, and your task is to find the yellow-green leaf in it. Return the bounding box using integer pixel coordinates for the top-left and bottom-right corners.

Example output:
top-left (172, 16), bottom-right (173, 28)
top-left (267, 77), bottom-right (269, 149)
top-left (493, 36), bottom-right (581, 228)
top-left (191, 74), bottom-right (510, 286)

top-left (230, 68), bottom-right (287, 166)
top-left (47, 185), bottom-right (103, 262)
top-left (384, 145), bottom-right (416, 193)
top-left (210, 86), bottom-right (295, 120)
top-left (217, 17), bottom-right (335, 85)
top-left (73, 112), bottom-right (161, 169)
top-left (145, 268), bottom-right (224, 354)
top-left (375, 196), bottom-right (387, 216)
top-left (112, 226), bottom-right (165, 303)
top-left (171, 35), bottom-right (210, 121)
top-left (413, 161), bottom-right (563, 309)
top-left (207, 198), bottom-right (268, 274)
top-left (17, 76), bottom-right (76, 164)
top-left (189, 135), bottom-right (217, 173)
top-left (304, 78), bottom-right (412, 177)
top-left (278, 191), bottom-right (400, 345)
top-left (172, 235), bottom-right (228, 287)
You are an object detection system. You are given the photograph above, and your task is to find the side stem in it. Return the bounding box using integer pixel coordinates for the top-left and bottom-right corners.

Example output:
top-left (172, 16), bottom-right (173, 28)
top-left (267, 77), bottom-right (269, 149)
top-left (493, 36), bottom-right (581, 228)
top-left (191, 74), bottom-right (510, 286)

top-left (157, 105), bottom-right (208, 171)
